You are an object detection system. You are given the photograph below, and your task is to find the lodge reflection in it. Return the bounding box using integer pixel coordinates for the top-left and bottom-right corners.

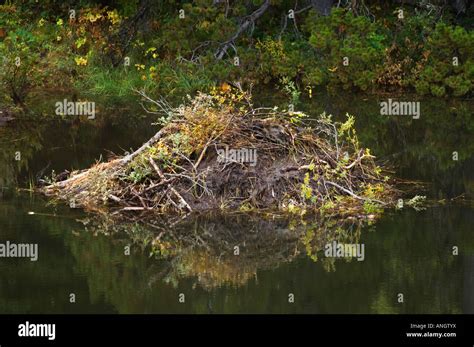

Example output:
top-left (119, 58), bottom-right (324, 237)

top-left (62, 207), bottom-right (472, 313)
top-left (75, 213), bottom-right (366, 289)
top-left (0, 196), bottom-right (471, 313)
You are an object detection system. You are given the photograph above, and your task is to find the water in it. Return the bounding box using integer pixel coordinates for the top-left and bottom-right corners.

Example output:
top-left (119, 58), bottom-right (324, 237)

top-left (0, 95), bottom-right (472, 313)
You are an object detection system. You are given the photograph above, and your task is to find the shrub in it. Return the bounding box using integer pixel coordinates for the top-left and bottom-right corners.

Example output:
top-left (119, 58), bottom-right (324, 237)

top-left (415, 23), bottom-right (474, 97)
top-left (304, 8), bottom-right (387, 92)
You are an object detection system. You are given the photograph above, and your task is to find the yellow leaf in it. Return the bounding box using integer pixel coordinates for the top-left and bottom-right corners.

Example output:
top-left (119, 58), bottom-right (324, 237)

top-left (220, 82), bottom-right (231, 93)
top-left (74, 57), bottom-right (88, 66)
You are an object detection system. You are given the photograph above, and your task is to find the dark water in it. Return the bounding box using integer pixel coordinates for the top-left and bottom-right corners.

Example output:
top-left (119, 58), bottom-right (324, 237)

top-left (0, 95), bottom-right (473, 313)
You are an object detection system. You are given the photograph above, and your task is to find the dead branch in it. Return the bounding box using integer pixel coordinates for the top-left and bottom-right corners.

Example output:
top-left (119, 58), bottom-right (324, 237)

top-left (215, 0), bottom-right (271, 60)
top-left (149, 157), bottom-right (193, 212)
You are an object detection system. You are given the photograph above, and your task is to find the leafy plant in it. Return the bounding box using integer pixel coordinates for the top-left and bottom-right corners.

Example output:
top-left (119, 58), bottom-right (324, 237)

top-left (414, 23), bottom-right (474, 97)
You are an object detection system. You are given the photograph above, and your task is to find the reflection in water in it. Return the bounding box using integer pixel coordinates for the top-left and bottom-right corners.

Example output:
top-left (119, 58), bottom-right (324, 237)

top-left (0, 122), bottom-right (44, 189)
top-left (0, 196), bottom-right (471, 314)
top-left (77, 213), bottom-right (366, 290)
top-left (0, 105), bottom-right (158, 190)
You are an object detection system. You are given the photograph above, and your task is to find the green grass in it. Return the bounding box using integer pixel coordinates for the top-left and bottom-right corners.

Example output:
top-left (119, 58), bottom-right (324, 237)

top-left (75, 63), bottom-right (153, 97)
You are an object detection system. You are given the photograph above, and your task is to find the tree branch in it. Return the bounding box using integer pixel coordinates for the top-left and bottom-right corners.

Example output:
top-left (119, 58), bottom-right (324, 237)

top-left (215, 0), bottom-right (271, 60)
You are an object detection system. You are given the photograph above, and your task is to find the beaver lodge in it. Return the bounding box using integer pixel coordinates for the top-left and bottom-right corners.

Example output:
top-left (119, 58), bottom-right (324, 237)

top-left (42, 88), bottom-right (398, 219)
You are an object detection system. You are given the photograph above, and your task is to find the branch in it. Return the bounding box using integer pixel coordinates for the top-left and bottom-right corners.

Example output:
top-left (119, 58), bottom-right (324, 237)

top-left (215, 0), bottom-right (271, 60)
top-left (295, 4), bottom-right (313, 14)
top-left (325, 181), bottom-right (387, 205)
top-left (149, 157), bottom-right (193, 212)
top-left (121, 129), bottom-right (164, 165)
top-left (118, 90), bottom-right (179, 165)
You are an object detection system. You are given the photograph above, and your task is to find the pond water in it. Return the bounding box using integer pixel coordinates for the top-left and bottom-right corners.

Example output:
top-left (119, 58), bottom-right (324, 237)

top-left (0, 94), bottom-right (472, 313)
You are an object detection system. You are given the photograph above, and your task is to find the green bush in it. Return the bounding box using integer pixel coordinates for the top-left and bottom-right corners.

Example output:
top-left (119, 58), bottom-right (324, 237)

top-left (304, 8), bottom-right (387, 92)
top-left (415, 23), bottom-right (474, 97)
top-left (1, 2), bottom-right (473, 108)
top-left (0, 27), bottom-right (42, 104)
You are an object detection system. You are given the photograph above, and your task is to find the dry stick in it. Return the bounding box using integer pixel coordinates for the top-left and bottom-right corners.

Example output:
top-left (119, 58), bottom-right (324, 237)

top-left (108, 194), bottom-right (121, 202)
top-left (194, 115), bottom-right (234, 172)
top-left (215, 0), bottom-right (270, 59)
top-left (193, 140), bottom-right (211, 170)
top-left (344, 150), bottom-right (374, 170)
top-left (148, 157), bottom-right (192, 212)
top-left (278, 12), bottom-right (288, 40)
top-left (134, 89), bottom-right (174, 116)
top-left (325, 181), bottom-right (387, 206)
top-left (165, 173), bottom-right (210, 194)
top-left (121, 129), bottom-right (164, 165)
top-left (144, 178), bottom-right (174, 191)
top-left (122, 207), bottom-right (146, 211)
top-left (47, 168), bottom-right (92, 189)
top-left (52, 128), bottom-right (165, 190)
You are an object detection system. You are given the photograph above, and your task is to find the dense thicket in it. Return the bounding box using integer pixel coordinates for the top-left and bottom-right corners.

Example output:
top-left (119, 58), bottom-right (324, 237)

top-left (0, 0), bottom-right (473, 106)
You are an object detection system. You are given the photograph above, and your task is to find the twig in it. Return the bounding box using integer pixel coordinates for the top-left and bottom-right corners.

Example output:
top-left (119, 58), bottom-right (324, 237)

top-left (215, 0), bottom-right (270, 59)
top-left (325, 181), bottom-right (387, 205)
top-left (121, 128), bottom-right (164, 165)
top-left (149, 157), bottom-right (193, 212)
